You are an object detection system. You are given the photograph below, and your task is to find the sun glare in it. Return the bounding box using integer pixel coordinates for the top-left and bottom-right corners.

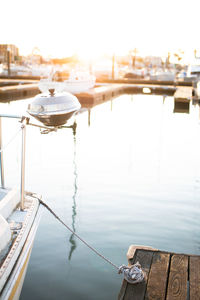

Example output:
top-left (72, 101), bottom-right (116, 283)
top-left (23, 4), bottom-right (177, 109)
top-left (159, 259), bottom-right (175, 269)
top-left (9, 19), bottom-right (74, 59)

top-left (1, 0), bottom-right (200, 60)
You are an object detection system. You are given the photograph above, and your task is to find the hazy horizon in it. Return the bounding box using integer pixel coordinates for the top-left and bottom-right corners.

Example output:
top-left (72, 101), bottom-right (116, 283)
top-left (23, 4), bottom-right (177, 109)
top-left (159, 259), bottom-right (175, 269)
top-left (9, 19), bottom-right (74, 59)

top-left (1, 0), bottom-right (199, 61)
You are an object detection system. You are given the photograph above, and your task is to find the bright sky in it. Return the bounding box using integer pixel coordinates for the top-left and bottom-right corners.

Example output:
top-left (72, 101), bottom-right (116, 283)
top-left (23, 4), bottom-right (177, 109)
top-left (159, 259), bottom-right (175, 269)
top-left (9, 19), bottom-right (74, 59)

top-left (1, 0), bottom-right (199, 60)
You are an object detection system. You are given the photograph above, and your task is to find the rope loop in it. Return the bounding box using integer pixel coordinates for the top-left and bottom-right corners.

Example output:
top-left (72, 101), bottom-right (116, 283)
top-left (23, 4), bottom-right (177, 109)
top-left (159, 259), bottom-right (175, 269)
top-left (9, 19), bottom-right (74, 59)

top-left (118, 262), bottom-right (144, 284)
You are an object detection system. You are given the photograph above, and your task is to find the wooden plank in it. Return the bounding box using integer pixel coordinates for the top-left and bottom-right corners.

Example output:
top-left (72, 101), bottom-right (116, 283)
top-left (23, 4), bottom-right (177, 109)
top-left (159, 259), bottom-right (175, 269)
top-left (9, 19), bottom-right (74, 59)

top-left (123, 249), bottom-right (153, 300)
top-left (166, 254), bottom-right (188, 300)
top-left (190, 256), bottom-right (200, 300)
top-left (174, 86), bottom-right (192, 102)
top-left (127, 245), bottom-right (158, 263)
top-left (144, 252), bottom-right (170, 300)
top-left (118, 280), bottom-right (128, 300)
top-left (119, 246), bottom-right (157, 300)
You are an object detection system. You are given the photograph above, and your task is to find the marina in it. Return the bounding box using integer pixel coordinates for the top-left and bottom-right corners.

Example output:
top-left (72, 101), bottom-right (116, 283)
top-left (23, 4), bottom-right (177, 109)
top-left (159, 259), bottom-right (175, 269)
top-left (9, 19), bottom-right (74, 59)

top-left (0, 79), bottom-right (191, 106)
top-left (2, 0), bottom-right (200, 297)
top-left (0, 89), bottom-right (200, 299)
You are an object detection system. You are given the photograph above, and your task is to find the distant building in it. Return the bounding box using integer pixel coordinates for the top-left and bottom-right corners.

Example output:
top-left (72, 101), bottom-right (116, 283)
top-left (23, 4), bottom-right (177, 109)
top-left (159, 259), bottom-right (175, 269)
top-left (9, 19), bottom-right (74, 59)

top-left (0, 44), bottom-right (19, 63)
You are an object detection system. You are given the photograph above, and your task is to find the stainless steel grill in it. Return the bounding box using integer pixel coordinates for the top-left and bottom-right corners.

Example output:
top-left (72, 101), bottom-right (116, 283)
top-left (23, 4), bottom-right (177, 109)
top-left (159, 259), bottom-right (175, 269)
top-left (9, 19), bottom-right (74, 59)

top-left (27, 89), bottom-right (81, 126)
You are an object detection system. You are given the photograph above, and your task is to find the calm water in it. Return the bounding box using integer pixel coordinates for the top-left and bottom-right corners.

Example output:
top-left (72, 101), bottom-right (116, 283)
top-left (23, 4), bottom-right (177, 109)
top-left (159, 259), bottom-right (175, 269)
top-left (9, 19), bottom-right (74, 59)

top-left (1, 94), bottom-right (200, 299)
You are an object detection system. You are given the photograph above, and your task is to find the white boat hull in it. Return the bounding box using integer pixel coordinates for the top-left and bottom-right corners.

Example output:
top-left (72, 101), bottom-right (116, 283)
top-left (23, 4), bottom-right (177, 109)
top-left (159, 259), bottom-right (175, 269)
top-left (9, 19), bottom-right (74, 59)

top-left (63, 80), bottom-right (96, 94)
top-left (38, 74), bottom-right (96, 95)
top-left (0, 197), bottom-right (42, 300)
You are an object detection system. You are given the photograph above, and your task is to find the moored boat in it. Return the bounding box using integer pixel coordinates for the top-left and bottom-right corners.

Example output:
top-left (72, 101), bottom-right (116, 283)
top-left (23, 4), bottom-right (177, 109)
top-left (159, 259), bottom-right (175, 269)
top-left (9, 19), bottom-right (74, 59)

top-left (0, 189), bottom-right (41, 300)
top-left (0, 116), bottom-right (42, 300)
top-left (38, 70), bottom-right (96, 95)
top-left (63, 71), bottom-right (96, 94)
top-left (0, 86), bottom-right (81, 299)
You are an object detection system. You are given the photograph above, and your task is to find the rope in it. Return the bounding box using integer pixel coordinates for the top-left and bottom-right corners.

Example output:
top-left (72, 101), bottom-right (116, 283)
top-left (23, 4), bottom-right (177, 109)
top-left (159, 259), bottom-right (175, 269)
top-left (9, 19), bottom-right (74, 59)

top-left (0, 127), bottom-right (22, 153)
top-left (38, 199), bottom-right (119, 270)
top-left (26, 192), bottom-right (144, 284)
top-left (118, 262), bottom-right (144, 284)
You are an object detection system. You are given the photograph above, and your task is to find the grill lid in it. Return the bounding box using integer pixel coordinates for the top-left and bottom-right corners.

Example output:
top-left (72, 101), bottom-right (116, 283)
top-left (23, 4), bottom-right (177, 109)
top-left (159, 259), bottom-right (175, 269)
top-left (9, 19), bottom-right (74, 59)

top-left (27, 89), bottom-right (81, 126)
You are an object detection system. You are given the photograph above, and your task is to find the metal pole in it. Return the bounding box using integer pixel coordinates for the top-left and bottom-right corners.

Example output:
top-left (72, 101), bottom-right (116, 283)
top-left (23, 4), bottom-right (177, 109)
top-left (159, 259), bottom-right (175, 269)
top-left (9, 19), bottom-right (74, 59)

top-left (0, 114), bottom-right (24, 119)
top-left (20, 124), bottom-right (26, 210)
top-left (0, 117), bottom-right (5, 188)
top-left (7, 50), bottom-right (10, 77)
top-left (112, 53), bottom-right (115, 80)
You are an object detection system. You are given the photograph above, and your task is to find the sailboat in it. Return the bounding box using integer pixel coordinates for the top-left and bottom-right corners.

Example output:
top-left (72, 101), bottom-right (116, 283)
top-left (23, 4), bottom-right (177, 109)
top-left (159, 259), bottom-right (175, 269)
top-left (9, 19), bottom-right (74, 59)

top-left (0, 88), bottom-right (81, 299)
top-left (0, 116), bottom-right (42, 300)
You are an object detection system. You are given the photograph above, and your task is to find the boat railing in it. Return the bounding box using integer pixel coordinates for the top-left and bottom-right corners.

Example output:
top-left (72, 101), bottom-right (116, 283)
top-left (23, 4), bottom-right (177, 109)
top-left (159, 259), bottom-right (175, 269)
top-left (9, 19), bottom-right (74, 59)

top-left (0, 113), bottom-right (76, 211)
top-left (0, 114), bottom-right (26, 210)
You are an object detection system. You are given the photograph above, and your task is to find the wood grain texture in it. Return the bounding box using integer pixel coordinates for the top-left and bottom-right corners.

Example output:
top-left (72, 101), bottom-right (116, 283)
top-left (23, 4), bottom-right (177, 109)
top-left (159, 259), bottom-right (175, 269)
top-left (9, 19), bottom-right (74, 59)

top-left (190, 256), bottom-right (200, 300)
top-left (145, 252), bottom-right (170, 300)
top-left (166, 254), bottom-right (188, 300)
top-left (118, 280), bottom-right (128, 300)
top-left (118, 248), bottom-right (197, 300)
top-left (124, 249), bottom-right (153, 300)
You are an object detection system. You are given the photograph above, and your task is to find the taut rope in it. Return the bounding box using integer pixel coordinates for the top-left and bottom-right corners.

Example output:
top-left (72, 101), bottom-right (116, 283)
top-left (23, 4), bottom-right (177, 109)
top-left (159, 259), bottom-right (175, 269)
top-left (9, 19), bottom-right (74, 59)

top-left (39, 199), bottom-right (119, 270)
top-left (27, 192), bottom-right (144, 284)
top-left (0, 127), bottom-right (22, 153)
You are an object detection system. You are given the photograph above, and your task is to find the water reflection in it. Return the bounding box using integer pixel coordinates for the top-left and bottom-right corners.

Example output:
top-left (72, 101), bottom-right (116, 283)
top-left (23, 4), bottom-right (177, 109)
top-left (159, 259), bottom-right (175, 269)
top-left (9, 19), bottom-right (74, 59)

top-left (163, 95), bottom-right (166, 104)
top-left (173, 99), bottom-right (190, 114)
top-left (88, 109), bottom-right (91, 127)
top-left (14, 92), bottom-right (200, 300)
top-left (68, 121), bottom-right (78, 260)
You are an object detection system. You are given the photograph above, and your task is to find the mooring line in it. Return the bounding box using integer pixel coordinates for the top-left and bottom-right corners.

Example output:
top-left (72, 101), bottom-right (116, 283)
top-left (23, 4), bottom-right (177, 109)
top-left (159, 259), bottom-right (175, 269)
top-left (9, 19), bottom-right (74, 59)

top-left (0, 127), bottom-right (22, 153)
top-left (25, 192), bottom-right (144, 284)
top-left (38, 199), bottom-right (119, 270)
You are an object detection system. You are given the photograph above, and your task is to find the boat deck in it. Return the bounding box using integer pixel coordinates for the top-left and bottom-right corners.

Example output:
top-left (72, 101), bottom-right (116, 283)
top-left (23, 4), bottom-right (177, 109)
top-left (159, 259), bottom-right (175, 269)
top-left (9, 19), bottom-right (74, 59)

top-left (118, 245), bottom-right (200, 300)
top-left (0, 188), bottom-right (8, 201)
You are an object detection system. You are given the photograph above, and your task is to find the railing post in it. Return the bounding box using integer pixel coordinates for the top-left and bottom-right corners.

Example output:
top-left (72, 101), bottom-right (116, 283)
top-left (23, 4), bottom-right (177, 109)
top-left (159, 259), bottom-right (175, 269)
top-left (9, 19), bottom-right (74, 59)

top-left (0, 117), bottom-right (5, 188)
top-left (20, 123), bottom-right (26, 210)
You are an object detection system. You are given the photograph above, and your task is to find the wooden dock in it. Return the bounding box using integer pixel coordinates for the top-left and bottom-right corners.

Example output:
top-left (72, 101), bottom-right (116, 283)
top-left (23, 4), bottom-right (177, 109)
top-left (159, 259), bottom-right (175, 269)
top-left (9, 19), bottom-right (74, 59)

top-left (0, 78), bottom-right (37, 87)
top-left (0, 82), bottom-right (39, 101)
top-left (0, 80), bottom-right (193, 108)
top-left (174, 86), bottom-right (192, 102)
top-left (77, 84), bottom-right (124, 108)
top-left (118, 245), bottom-right (200, 300)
